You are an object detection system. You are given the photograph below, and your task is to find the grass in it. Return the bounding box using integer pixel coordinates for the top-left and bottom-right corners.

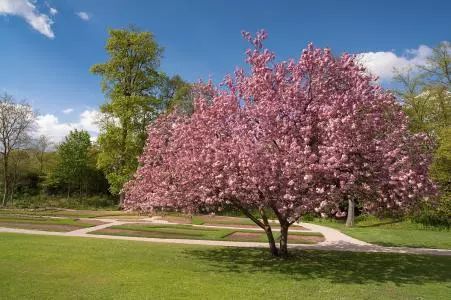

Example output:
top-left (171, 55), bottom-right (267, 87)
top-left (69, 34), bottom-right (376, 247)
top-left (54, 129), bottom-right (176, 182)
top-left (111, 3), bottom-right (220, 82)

top-left (92, 223), bottom-right (323, 244)
top-left (0, 233), bottom-right (450, 299)
top-left (0, 214), bottom-right (97, 231)
top-left (309, 216), bottom-right (451, 249)
top-left (3, 208), bottom-right (450, 249)
top-left (191, 215), bottom-right (256, 226)
top-left (160, 214), bottom-right (268, 226)
top-left (0, 208), bottom-right (133, 219)
top-left (8, 195), bottom-right (118, 210)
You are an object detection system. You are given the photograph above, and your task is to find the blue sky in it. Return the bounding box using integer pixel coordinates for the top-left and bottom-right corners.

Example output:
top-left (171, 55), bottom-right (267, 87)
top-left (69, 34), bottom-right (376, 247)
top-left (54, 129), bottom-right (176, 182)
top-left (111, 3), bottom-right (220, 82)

top-left (0, 0), bottom-right (450, 141)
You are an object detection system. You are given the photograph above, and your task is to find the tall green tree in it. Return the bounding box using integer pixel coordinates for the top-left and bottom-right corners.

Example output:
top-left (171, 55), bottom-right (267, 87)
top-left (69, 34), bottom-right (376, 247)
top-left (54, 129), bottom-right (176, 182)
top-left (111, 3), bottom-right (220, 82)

top-left (51, 130), bottom-right (92, 198)
top-left (91, 28), bottom-right (163, 201)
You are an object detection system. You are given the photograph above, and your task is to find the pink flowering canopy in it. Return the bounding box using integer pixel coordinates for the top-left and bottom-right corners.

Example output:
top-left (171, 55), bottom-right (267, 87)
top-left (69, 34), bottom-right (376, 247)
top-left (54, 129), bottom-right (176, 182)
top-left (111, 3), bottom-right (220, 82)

top-left (124, 30), bottom-right (435, 255)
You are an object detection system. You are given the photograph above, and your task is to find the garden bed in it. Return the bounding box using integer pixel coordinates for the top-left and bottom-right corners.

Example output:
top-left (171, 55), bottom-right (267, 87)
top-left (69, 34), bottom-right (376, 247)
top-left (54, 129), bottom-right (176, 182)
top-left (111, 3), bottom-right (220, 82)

top-left (90, 223), bottom-right (323, 244)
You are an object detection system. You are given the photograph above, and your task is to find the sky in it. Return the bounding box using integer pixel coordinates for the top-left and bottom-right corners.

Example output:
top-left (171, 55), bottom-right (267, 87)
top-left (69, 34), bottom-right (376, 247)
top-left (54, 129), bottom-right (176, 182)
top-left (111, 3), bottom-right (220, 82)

top-left (0, 0), bottom-right (450, 142)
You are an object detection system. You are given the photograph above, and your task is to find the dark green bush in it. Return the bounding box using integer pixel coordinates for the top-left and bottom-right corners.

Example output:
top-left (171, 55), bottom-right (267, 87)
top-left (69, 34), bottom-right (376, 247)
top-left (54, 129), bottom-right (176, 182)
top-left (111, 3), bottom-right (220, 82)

top-left (411, 210), bottom-right (450, 229)
top-left (9, 195), bottom-right (118, 210)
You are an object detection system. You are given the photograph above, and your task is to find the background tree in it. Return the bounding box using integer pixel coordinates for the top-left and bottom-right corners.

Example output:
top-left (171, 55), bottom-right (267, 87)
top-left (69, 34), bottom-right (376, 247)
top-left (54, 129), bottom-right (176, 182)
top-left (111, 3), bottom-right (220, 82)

top-left (394, 41), bottom-right (450, 216)
top-left (49, 130), bottom-right (92, 198)
top-left (31, 135), bottom-right (53, 199)
top-left (430, 127), bottom-right (451, 214)
top-left (125, 31), bottom-right (434, 256)
top-left (33, 135), bottom-right (52, 175)
top-left (420, 42), bottom-right (451, 87)
top-left (159, 75), bottom-right (194, 115)
top-left (394, 42), bottom-right (449, 133)
top-left (86, 144), bottom-right (111, 196)
top-left (91, 27), bottom-right (164, 202)
top-left (0, 93), bottom-right (35, 206)
top-left (8, 149), bottom-right (36, 204)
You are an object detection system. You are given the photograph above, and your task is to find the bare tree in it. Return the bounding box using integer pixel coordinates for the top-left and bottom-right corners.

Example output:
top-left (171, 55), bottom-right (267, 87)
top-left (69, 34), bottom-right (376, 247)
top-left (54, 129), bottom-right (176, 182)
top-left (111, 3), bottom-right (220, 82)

top-left (0, 93), bottom-right (35, 206)
top-left (393, 42), bottom-right (450, 134)
top-left (9, 149), bottom-right (31, 205)
top-left (34, 135), bottom-right (52, 174)
top-left (420, 41), bottom-right (451, 87)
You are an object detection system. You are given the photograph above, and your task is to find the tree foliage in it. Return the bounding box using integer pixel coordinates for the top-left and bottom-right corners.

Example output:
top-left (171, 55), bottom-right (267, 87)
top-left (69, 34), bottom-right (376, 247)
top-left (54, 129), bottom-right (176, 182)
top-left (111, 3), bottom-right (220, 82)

top-left (47, 130), bottom-right (107, 197)
top-left (91, 28), bottom-right (164, 196)
top-left (159, 75), bottom-right (194, 115)
top-left (125, 31), bottom-right (435, 256)
top-left (395, 41), bottom-right (450, 214)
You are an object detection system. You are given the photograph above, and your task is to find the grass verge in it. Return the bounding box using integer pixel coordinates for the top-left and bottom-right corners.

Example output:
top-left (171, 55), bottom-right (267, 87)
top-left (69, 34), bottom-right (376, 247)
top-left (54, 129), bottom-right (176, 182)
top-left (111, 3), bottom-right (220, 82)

top-left (0, 214), bottom-right (100, 232)
top-left (309, 216), bottom-right (451, 249)
top-left (0, 208), bottom-right (133, 219)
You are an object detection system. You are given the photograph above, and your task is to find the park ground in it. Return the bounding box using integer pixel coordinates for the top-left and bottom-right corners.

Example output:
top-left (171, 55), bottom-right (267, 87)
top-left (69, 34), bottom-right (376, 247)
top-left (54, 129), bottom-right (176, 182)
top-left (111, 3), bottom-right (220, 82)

top-left (0, 208), bottom-right (450, 299)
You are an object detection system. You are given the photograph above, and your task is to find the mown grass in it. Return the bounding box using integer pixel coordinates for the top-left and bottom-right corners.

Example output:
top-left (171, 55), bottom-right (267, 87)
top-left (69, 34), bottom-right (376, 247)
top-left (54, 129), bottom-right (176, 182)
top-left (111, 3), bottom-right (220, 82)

top-left (0, 208), bottom-right (132, 219)
top-left (8, 195), bottom-right (118, 210)
top-left (92, 223), bottom-right (323, 244)
top-left (309, 216), bottom-right (451, 249)
top-left (191, 215), bottom-right (256, 226)
top-left (0, 233), bottom-right (450, 299)
top-left (0, 214), bottom-right (95, 229)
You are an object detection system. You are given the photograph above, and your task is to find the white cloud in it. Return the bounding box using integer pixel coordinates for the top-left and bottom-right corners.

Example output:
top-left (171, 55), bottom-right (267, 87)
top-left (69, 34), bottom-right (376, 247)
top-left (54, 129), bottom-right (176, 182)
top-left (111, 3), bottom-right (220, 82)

top-left (49, 7), bottom-right (57, 15)
top-left (79, 110), bottom-right (100, 133)
top-left (44, 1), bottom-right (57, 15)
top-left (76, 11), bottom-right (90, 21)
top-left (62, 108), bottom-right (74, 114)
top-left (357, 45), bottom-right (433, 81)
top-left (35, 109), bottom-right (100, 143)
top-left (0, 0), bottom-right (55, 38)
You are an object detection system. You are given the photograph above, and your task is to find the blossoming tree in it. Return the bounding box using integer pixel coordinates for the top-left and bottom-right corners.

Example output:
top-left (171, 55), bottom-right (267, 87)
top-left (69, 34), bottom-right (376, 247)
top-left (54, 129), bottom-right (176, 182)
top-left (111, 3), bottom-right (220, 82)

top-left (124, 31), bottom-right (435, 256)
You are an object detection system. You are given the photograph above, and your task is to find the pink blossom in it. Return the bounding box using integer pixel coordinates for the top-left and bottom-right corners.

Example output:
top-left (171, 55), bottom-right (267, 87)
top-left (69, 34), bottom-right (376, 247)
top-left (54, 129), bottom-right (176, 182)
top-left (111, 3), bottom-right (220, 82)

top-left (124, 30), bottom-right (435, 255)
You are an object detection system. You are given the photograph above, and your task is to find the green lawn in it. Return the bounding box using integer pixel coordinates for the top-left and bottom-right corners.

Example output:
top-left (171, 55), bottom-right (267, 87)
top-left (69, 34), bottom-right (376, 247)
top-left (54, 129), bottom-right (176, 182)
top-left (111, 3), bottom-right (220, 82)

top-left (3, 208), bottom-right (450, 249)
top-left (191, 215), bottom-right (257, 226)
top-left (0, 208), bottom-right (132, 219)
top-left (0, 233), bottom-right (450, 299)
top-left (92, 223), bottom-right (323, 244)
top-left (160, 214), bottom-right (272, 227)
top-left (309, 217), bottom-right (451, 249)
top-left (0, 214), bottom-right (98, 231)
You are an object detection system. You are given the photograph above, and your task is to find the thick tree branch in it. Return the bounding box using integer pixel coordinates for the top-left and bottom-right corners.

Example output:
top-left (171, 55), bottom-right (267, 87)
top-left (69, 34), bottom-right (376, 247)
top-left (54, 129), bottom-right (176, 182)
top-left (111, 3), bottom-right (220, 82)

top-left (229, 198), bottom-right (265, 229)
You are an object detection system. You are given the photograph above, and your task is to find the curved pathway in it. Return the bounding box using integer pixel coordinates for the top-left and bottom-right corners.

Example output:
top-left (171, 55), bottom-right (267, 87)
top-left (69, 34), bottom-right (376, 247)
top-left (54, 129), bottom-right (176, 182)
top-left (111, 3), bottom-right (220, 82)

top-left (297, 222), bottom-right (451, 256)
top-left (1, 217), bottom-right (450, 256)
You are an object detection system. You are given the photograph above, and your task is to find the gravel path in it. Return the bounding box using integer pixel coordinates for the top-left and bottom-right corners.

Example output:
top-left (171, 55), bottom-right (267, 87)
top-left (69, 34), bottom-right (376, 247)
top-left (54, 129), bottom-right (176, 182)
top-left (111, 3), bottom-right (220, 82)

top-left (1, 218), bottom-right (450, 256)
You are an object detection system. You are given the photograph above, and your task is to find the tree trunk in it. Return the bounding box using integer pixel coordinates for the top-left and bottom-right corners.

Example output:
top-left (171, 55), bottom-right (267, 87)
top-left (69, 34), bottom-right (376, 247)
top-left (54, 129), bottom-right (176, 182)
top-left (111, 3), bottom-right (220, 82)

top-left (2, 155), bottom-right (8, 207)
top-left (119, 191), bottom-right (125, 208)
top-left (79, 179), bottom-right (82, 198)
top-left (9, 186), bottom-right (14, 205)
top-left (279, 224), bottom-right (289, 257)
top-left (264, 226), bottom-right (279, 256)
top-left (257, 206), bottom-right (279, 256)
top-left (346, 197), bottom-right (355, 227)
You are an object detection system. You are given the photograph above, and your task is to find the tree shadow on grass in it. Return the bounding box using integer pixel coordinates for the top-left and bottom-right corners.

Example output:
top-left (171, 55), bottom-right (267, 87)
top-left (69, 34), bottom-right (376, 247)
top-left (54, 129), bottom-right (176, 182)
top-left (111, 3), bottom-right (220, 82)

top-left (367, 241), bottom-right (447, 249)
top-left (356, 220), bottom-right (403, 228)
top-left (184, 247), bottom-right (451, 285)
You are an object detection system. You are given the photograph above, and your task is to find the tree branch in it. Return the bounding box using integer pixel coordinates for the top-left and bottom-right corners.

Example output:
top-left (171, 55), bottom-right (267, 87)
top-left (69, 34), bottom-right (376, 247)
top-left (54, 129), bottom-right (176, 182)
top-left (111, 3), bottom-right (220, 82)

top-left (229, 198), bottom-right (265, 229)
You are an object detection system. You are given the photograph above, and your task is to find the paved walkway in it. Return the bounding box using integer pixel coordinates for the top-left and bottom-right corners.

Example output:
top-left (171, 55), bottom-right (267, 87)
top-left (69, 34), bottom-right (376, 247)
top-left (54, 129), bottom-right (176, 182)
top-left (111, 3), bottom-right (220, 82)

top-left (1, 217), bottom-right (450, 256)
